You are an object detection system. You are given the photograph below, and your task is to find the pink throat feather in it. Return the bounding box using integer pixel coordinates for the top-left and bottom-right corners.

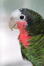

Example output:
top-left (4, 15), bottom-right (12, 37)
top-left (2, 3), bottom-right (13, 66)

top-left (17, 21), bottom-right (32, 48)
top-left (19, 29), bottom-right (32, 48)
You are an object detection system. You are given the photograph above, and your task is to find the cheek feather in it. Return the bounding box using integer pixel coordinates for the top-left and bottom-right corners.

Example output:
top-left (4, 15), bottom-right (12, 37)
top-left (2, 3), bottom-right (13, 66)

top-left (16, 21), bottom-right (27, 30)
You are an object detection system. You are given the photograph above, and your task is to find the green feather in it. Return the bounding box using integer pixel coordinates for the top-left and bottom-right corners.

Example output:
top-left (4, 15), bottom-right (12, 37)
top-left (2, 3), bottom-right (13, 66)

top-left (21, 35), bottom-right (44, 66)
top-left (26, 9), bottom-right (44, 35)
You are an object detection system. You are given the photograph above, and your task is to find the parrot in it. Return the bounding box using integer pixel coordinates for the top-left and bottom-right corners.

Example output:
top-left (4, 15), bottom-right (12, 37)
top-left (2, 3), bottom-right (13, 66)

top-left (9, 8), bottom-right (44, 66)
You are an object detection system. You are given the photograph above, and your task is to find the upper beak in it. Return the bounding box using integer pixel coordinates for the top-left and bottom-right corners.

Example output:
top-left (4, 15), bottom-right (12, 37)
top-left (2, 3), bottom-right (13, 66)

top-left (9, 17), bottom-right (17, 30)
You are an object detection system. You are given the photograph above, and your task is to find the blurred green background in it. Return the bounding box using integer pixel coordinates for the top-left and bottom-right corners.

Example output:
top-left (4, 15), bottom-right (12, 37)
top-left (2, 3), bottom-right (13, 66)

top-left (0, 0), bottom-right (44, 16)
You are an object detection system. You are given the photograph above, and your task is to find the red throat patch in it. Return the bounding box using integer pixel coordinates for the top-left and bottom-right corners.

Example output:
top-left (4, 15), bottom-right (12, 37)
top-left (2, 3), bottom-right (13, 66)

top-left (17, 21), bottom-right (32, 48)
top-left (17, 21), bottom-right (27, 30)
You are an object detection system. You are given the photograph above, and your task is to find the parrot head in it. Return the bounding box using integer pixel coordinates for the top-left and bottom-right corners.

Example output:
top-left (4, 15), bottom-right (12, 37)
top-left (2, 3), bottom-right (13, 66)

top-left (9, 9), bottom-right (28, 31)
top-left (9, 8), bottom-right (44, 35)
top-left (9, 8), bottom-right (44, 47)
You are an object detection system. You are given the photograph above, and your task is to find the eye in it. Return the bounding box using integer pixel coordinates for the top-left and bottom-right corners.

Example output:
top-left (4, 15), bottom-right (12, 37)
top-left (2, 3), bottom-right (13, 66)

top-left (20, 15), bottom-right (25, 20)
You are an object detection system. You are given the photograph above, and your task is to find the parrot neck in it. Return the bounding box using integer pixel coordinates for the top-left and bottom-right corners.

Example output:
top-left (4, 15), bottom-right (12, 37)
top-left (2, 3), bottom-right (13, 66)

top-left (18, 29), bottom-right (32, 48)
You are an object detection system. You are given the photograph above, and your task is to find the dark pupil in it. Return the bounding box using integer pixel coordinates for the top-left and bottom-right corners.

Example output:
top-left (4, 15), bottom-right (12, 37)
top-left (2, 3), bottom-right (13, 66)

top-left (20, 16), bottom-right (24, 19)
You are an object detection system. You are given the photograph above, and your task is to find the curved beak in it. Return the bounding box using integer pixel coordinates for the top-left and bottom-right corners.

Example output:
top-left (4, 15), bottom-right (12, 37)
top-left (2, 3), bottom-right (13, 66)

top-left (9, 17), bottom-right (17, 30)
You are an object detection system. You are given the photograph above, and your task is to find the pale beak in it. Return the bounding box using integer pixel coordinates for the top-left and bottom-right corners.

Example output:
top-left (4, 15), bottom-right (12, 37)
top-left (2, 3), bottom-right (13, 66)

top-left (9, 17), bottom-right (17, 30)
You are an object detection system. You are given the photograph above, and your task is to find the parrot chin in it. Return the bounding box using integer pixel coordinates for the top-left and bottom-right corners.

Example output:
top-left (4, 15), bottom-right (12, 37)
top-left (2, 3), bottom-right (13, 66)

top-left (16, 21), bottom-right (27, 30)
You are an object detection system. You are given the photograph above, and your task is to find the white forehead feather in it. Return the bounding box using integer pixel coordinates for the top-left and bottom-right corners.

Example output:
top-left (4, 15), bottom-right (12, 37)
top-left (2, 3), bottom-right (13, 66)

top-left (11, 9), bottom-right (21, 18)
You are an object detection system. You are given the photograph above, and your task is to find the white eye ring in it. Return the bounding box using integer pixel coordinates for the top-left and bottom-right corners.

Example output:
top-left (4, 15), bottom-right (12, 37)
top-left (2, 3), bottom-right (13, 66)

top-left (19, 14), bottom-right (25, 20)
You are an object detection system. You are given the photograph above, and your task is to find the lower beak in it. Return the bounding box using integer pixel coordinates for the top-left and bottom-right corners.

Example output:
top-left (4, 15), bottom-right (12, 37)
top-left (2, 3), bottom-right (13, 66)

top-left (9, 17), bottom-right (17, 30)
